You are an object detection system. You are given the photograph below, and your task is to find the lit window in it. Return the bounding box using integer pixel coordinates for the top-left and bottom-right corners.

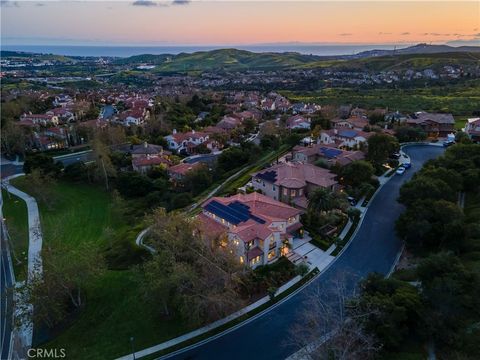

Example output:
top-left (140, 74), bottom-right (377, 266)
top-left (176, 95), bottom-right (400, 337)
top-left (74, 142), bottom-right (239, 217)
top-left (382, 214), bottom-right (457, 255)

top-left (292, 190), bottom-right (296, 197)
top-left (283, 188), bottom-right (288, 196)
top-left (268, 250), bottom-right (276, 260)
top-left (240, 256), bottom-right (244, 264)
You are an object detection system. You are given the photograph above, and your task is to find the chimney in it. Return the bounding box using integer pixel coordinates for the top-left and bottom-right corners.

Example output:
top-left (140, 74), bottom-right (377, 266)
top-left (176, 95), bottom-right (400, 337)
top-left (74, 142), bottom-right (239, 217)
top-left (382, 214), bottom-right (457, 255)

top-left (192, 129), bottom-right (195, 134)
top-left (144, 141), bottom-right (148, 148)
top-left (173, 129), bottom-right (177, 134)
top-left (334, 129), bottom-right (338, 134)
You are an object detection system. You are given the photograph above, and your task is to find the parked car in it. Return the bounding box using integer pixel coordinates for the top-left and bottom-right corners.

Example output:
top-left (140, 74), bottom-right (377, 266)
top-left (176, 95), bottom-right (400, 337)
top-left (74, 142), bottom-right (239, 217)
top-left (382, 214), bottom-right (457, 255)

top-left (443, 140), bottom-right (455, 147)
top-left (402, 162), bottom-right (411, 169)
top-left (390, 152), bottom-right (401, 159)
top-left (347, 196), bottom-right (357, 206)
top-left (396, 166), bottom-right (406, 175)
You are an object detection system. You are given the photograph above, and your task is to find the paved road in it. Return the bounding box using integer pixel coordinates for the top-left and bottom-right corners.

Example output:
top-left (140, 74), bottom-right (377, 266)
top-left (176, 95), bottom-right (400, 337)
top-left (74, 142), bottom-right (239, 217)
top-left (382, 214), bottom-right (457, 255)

top-left (53, 151), bottom-right (93, 167)
top-left (161, 145), bottom-right (444, 360)
top-left (1, 194), bottom-right (15, 360)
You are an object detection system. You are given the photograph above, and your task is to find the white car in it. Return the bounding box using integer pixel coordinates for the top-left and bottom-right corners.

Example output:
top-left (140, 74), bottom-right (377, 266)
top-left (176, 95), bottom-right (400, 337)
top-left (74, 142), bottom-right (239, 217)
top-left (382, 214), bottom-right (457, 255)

top-left (396, 166), bottom-right (406, 175)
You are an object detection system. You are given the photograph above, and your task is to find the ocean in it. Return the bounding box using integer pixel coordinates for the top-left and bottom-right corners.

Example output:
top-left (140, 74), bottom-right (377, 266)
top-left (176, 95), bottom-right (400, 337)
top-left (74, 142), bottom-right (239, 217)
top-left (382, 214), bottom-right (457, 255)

top-left (1, 44), bottom-right (410, 58)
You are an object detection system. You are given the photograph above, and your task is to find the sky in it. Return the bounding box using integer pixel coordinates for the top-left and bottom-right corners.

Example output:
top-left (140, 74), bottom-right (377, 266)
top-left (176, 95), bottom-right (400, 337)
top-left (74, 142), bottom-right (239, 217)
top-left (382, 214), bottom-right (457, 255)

top-left (1, 1), bottom-right (479, 46)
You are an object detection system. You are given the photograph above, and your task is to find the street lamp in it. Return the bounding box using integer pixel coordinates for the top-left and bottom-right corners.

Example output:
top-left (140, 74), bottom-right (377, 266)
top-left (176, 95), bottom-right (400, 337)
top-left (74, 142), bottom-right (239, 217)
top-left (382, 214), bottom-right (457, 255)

top-left (130, 337), bottom-right (136, 360)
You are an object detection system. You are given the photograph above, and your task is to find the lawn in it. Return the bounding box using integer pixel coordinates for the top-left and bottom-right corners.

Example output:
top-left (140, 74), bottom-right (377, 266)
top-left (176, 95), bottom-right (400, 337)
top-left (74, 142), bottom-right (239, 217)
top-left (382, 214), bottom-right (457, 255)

top-left (10, 177), bottom-right (194, 360)
top-left (1, 189), bottom-right (29, 280)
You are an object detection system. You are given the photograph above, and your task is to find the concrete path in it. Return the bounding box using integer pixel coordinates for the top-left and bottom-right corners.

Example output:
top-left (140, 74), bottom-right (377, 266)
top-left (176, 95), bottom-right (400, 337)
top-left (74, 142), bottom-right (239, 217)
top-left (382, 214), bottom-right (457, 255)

top-left (291, 238), bottom-right (334, 271)
top-left (3, 174), bottom-right (44, 351)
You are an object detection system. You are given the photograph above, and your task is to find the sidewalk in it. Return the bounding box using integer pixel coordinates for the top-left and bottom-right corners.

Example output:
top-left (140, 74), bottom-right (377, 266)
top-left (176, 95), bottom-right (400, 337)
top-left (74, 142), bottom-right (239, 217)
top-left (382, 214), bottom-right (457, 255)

top-left (3, 174), bottom-right (44, 351)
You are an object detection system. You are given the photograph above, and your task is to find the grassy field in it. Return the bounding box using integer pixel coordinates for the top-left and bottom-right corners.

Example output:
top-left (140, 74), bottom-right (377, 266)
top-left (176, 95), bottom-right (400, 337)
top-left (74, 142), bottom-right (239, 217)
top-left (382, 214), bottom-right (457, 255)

top-left (10, 178), bottom-right (194, 360)
top-left (1, 189), bottom-right (29, 280)
top-left (283, 80), bottom-right (480, 118)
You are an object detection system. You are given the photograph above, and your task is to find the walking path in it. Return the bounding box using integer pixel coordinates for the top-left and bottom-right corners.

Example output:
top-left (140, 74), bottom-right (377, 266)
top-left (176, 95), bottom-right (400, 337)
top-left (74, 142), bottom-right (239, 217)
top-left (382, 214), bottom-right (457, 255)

top-left (3, 174), bottom-right (44, 352)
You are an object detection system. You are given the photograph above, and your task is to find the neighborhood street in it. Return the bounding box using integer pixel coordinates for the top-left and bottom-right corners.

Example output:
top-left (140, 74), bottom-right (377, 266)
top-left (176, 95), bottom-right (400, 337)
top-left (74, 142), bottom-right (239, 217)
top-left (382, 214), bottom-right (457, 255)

top-left (160, 144), bottom-right (445, 360)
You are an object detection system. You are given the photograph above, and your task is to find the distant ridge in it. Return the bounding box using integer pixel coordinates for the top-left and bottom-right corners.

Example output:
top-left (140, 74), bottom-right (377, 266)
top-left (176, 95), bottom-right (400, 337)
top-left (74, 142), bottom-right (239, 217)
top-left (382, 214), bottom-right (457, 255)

top-left (351, 43), bottom-right (480, 58)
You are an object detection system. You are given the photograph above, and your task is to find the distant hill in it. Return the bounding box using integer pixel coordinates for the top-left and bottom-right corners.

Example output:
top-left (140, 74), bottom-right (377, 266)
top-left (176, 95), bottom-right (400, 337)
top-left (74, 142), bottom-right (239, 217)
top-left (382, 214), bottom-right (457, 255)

top-left (352, 43), bottom-right (480, 58)
top-left (111, 44), bottom-right (480, 73)
top-left (116, 48), bottom-right (323, 72)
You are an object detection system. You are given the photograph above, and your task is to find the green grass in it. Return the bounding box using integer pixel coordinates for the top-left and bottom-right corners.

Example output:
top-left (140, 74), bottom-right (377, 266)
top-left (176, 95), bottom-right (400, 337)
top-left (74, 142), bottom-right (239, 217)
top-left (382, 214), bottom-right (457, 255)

top-left (10, 178), bottom-right (193, 360)
top-left (1, 189), bottom-right (29, 280)
top-left (283, 80), bottom-right (480, 117)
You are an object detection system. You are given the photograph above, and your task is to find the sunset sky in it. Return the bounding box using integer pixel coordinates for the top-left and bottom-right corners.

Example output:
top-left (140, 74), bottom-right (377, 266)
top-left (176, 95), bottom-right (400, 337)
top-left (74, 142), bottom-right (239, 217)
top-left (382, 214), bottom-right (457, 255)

top-left (1, 1), bottom-right (479, 46)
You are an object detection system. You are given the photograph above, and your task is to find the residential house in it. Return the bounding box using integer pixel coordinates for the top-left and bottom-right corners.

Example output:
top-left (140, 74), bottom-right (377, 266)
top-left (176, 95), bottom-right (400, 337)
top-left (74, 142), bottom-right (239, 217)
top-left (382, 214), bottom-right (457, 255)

top-left (286, 115), bottom-right (311, 130)
top-left (46, 107), bottom-right (75, 123)
top-left (406, 112), bottom-right (455, 137)
top-left (292, 144), bottom-right (365, 167)
top-left (465, 118), bottom-right (480, 142)
top-left (18, 113), bottom-right (59, 127)
top-left (252, 162), bottom-right (338, 210)
top-left (198, 192), bottom-right (302, 268)
top-left (330, 117), bottom-right (368, 131)
top-left (168, 162), bottom-right (203, 181)
top-left (216, 116), bottom-right (242, 130)
top-left (164, 129), bottom-right (210, 154)
top-left (319, 129), bottom-right (372, 149)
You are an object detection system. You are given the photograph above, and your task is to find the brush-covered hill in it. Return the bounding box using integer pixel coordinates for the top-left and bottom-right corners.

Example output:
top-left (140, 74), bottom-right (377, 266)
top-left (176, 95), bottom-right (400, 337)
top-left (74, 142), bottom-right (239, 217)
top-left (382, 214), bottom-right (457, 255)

top-left (116, 48), bottom-right (323, 72)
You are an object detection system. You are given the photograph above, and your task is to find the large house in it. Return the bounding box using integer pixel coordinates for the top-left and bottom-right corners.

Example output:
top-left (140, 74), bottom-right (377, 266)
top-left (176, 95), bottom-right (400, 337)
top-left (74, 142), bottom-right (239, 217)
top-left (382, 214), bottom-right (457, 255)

top-left (198, 192), bottom-right (302, 268)
top-left (465, 118), bottom-right (480, 142)
top-left (165, 129), bottom-right (210, 154)
top-left (319, 129), bottom-right (372, 149)
top-left (330, 117), bottom-right (369, 131)
top-left (129, 142), bottom-right (172, 174)
top-left (18, 113), bottom-right (59, 127)
top-left (286, 115), bottom-right (311, 130)
top-left (292, 144), bottom-right (365, 167)
top-left (252, 162), bottom-right (338, 209)
top-left (406, 112), bottom-right (455, 137)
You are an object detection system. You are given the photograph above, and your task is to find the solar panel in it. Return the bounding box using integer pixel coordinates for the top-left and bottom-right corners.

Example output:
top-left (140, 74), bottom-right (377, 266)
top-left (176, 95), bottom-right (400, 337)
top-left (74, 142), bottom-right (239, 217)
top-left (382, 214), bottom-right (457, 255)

top-left (319, 147), bottom-right (342, 159)
top-left (205, 200), bottom-right (266, 225)
top-left (256, 170), bottom-right (277, 183)
top-left (339, 130), bottom-right (357, 138)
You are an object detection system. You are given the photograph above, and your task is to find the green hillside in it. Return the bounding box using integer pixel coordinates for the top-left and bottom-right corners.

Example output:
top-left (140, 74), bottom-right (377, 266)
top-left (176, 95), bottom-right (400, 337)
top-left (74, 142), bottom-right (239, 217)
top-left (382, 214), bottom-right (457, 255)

top-left (117, 48), bottom-right (322, 72)
top-left (308, 52), bottom-right (480, 72)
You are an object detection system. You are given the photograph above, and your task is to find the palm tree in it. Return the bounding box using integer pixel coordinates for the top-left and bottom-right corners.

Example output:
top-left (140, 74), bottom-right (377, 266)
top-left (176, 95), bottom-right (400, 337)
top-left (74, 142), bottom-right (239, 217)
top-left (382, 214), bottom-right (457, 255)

top-left (308, 188), bottom-right (335, 214)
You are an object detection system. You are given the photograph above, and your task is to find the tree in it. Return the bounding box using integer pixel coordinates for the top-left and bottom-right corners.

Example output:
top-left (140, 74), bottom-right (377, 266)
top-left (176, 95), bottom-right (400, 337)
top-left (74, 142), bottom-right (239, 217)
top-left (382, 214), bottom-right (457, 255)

top-left (355, 274), bottom-right (424, 350)
top-left (417, 252), bottom-right (480, 348)
top-left (340, 161), bottom-right (374, 188)
top-left (139, 209), bottom-right (243, 324)
top-left (1, 122), bottom-right (26, 157)
top-left (216, 147), bottom-right (251, 173)
top-left (289, 278), bottom-right (381, 360)
top-left (91, 132), bottom-right (116, 190)
top-left (23, 153), bottom-right (63, 177)
top-left (394, 126), bottom-right (426, 143)
top-left (115, 172), bottom-right (154, 198)
top-left (183, 165), bottom-right (213, 195)
top-left (396, 199), bottom-right (465, 252)
top-left (455, 131), bottom-right (472, 144)
top-left (398, 176), bottom-right (456, 206)
top-left (19, 239), bottom-right (104, 329)
top-left (367, 134), bottom-right (399, 168)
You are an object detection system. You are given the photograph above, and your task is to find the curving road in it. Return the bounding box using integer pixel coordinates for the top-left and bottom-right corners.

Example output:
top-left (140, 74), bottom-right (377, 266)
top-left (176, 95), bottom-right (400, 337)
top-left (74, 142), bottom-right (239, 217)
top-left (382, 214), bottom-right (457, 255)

top-left (160, 145), bottom-right (444, 360)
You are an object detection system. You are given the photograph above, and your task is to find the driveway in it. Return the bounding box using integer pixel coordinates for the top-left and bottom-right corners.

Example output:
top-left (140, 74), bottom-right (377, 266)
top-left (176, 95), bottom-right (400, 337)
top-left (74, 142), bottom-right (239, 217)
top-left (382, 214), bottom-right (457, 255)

top-left (160, 144), bottom-right (444, 360)
top-left (291, 238), bottom-right (334, 271)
